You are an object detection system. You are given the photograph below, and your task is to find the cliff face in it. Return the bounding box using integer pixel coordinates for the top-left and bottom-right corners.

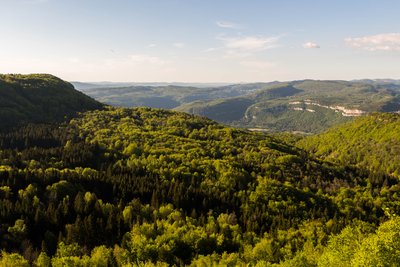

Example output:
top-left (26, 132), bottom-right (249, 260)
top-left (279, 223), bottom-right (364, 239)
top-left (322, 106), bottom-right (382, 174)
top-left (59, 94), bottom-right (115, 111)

top-left (289, 101), bottom-right (366, 116)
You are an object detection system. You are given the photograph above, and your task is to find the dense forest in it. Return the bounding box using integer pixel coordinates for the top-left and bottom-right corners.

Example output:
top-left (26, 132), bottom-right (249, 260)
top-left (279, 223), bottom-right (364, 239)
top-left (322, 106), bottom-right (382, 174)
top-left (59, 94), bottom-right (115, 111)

top-left (0, 74), bottom-right (103, 130)
top-left (0, 107), bottom-right (398, 266)
top-left (299, 113), bottom-right (400, 179)
top-left (0, 75), bottom-right (399, 266)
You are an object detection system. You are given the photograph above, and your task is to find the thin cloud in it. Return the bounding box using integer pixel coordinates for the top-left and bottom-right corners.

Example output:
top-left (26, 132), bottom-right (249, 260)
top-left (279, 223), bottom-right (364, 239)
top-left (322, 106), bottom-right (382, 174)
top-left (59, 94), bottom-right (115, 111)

top-left (203, 47), bottom-right (218, 52)
top-left (219, 35), bottom-right (280, 51)
top-left (345, 33), bottom-right (400, 51)
top-left (303, 42), bottom-right (320, 49)
top-left (216, 21), bottom-right (242, 29)
top-left (130, 54), bottom-right (166, 65)
top-left (240, 60), bottom-right (275, 69)
top-left (173, 42), bottom-right (185, 48)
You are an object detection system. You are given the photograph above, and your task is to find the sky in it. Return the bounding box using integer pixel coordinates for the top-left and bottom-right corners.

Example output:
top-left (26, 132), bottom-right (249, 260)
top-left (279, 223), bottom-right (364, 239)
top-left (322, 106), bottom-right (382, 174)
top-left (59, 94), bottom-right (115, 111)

top-left (1, 0), bottom-right (400, 82)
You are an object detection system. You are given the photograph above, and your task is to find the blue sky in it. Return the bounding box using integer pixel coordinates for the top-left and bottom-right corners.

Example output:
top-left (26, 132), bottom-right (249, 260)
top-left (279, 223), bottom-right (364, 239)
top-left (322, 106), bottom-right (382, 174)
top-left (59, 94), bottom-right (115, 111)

top-left (1, 0), bottom-right (400, 82)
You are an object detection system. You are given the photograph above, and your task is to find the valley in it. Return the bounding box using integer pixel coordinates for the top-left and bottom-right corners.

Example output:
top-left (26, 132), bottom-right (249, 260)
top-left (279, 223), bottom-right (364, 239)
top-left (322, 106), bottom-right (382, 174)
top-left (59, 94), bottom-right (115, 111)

top-left (3, 0), bottom-right (400, 265)
top-left (76, 80), bottom-right (400, 133)
top-left (0, 74), bottom-right (399, 266)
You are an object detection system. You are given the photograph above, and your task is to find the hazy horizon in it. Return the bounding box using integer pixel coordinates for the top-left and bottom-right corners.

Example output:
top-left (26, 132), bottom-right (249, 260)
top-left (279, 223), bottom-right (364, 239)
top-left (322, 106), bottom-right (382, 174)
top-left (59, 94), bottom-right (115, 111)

top-left (68, 76), bottom-right (400, 85)
top-left (69, 78), bottom-right (400, 84)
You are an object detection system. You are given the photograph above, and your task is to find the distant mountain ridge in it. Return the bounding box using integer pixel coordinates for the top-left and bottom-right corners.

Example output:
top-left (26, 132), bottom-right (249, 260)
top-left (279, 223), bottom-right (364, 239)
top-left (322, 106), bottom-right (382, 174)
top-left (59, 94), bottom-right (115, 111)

top-left (0, 74), bottom-right (103, 129)
top-left (77, 83), bottom-right (275, 109)
top-left (71, 81), bottom-right (234, 90)
top-left (73, 79), bottom-right (400, 133)
top-left (0, 75), bottom-right (399, 265)
top-left (177, 80), bottom-right (400, 133)
top-left (352, 78), bottom-right (400, 85)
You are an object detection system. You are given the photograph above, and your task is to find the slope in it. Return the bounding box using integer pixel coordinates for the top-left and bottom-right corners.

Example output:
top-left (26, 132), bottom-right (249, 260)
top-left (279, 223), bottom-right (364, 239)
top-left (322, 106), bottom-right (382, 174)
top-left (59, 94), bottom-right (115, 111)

top-left (0, 74), bottom-right (103, 129)
top-left (0, 106), bottom-right (398, 265)
top-left (298, 113), bottom-right (400, 180)
top-left (177, 80), bottom-right (400, 133)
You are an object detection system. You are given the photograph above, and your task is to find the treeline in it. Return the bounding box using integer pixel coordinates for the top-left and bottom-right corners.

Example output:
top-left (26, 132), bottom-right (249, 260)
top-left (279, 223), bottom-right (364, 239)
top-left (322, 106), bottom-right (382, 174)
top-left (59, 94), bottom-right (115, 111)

top-left (0, 107), bottom-right (398, 265)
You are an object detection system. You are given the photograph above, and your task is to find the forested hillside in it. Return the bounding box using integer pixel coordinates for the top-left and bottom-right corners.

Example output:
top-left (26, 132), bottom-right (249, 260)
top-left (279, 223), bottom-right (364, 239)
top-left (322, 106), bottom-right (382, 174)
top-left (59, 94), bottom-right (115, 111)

top-left (72, 79), bottom-right (400, 133)
top-left (0, 106), bottom-right (398, 266)
top-left (3, 0), bottom-right (400, 264)
top-left (177, 80), bottom-right (400, 133)
top-left (299, 113), bottom-right (400, 180)
top-left (0, 74), bottom-right (103, 130)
